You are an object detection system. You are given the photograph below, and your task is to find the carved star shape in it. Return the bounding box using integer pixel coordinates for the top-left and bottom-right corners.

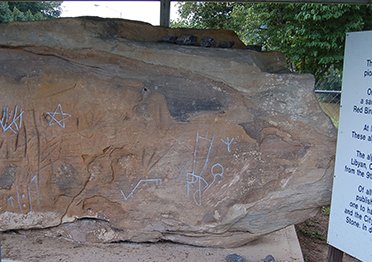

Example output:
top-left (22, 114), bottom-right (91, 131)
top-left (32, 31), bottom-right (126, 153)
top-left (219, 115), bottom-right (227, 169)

top-left (46, 104), bottom-right (71, 128)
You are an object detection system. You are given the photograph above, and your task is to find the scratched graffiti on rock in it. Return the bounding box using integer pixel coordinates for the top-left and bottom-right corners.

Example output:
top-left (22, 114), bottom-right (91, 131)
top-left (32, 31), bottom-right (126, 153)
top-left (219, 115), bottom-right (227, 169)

top-left (120, 178), bottom-right (161, 201)
top-left (0, 106), bottom-right (23, 134)
top-left (185, 131), bottom-right (226, 206)
top-left (5, 172), bottom-right (40, 213)
top-left (46, 104), bottom-right (71, 128)
top-left (221, 137), bottom-right (234, 153)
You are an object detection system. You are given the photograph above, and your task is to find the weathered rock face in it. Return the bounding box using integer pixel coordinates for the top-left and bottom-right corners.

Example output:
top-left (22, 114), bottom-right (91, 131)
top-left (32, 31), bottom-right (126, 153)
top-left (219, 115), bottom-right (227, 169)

top-left (0, 17), bottom-right (336, 247)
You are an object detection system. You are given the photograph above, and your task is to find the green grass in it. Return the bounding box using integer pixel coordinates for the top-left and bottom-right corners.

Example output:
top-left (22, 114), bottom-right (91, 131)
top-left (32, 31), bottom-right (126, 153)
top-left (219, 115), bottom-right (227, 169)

top-left (321, 206), bottom-right (330, 216)
top-left (298, 228), bottom-right (326, 241)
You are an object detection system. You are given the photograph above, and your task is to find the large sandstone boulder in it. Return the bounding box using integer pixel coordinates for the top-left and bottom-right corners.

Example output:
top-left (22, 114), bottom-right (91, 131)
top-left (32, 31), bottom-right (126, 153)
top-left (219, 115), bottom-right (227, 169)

top-left (0, 17), bottom-right (336, 247)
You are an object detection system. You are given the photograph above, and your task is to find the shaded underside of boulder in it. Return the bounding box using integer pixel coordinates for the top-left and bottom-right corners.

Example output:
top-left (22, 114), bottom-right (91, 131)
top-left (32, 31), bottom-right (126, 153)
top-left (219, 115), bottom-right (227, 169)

top-left (0, 17), bottom-right (336, 248)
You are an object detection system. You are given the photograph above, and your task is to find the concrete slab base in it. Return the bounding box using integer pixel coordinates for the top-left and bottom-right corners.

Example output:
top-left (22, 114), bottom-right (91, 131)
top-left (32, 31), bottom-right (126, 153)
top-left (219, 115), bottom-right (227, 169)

top-left (0, 225), bottom-right (303, 262)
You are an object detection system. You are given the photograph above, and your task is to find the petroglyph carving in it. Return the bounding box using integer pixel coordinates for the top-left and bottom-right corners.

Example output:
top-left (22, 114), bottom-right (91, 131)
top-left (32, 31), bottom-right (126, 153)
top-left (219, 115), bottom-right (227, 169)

top-left (221, 137), bottom-right (234, 153)
top-left (0, 105), bottom-right (23, 134)
top-left (46, 104), bottom-right (71, 128)
top-left (185, 131), bottom-right (224, 206)
top-left (206, 163), bottom-right (224, 191)
top-left (0, 17), bottom-right (338, 248)
top-left (6, 196), bottom-right (14, 207)
top-left (5, 173), bottom-right (40, 213)
top-left (27, 175), bottom-right (40, 211)
top-left (120, 178), bottom-right (161, 201)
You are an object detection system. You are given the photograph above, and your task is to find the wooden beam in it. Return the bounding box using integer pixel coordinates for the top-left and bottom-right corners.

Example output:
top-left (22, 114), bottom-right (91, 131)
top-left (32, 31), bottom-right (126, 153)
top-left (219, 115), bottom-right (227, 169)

top-left (327, 245), bottom-right (344, 262)
top-left (38, 0), bottom-right (372, 3)
top-left (176, 0), bottom-right (371, 2)
top-left (160, 0), bottom-right (171, 27)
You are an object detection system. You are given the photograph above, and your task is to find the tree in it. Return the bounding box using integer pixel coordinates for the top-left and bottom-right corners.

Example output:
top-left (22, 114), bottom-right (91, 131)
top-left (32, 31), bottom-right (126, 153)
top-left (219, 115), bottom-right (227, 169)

top-left (0, 1), bottom-right (62, 23)
top-left (173, 3), bottom-right (372, 88)
top-left (172, 3), bottom-right (235, 29)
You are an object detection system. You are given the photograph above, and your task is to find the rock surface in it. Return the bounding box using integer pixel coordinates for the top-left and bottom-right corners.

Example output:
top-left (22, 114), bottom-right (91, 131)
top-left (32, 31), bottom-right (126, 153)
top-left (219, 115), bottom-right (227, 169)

top-left (0, 17), bottom-right (336, 248)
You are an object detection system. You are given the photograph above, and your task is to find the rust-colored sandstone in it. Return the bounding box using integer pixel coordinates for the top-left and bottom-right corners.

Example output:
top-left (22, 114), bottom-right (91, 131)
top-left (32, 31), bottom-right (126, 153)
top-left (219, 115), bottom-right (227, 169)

top-left (0, 17), bottom-right (336, 247)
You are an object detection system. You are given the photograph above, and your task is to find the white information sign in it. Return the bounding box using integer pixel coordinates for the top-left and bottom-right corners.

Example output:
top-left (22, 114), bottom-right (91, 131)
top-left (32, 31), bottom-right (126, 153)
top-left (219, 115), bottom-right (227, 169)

top-left (328, 31), bottom-right (372, 261)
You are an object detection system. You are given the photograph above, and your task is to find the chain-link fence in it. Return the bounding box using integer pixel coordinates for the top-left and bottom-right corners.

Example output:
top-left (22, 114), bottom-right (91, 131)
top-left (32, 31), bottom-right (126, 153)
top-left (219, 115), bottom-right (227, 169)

top-left (314, 89), bottom-right (341, 128)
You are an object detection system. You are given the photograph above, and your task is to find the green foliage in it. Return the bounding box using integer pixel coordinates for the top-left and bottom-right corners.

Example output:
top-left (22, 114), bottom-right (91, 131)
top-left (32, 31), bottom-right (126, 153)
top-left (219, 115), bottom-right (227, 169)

top-left (172, 3), bottom-right (235, 29)
top-left (0, 1), bottom-right (61, 23)
top-left (298, 227), bottom-right (326, 241)
top-left (321, 206), bottom-right (331, 216)
top-left (173, 3), bottom-right (372, 88)
top-left (298, 219), bottom-right (327, 241)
